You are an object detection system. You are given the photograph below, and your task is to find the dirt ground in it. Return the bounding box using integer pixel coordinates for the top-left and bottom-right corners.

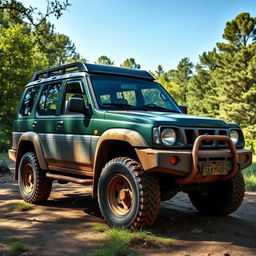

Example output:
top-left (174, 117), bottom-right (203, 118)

top-left (0, 167), bottom-right (256, 256)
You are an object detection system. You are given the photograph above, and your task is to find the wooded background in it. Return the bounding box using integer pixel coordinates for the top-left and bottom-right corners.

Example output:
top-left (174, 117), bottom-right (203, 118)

top-left (0, 1), bottom-right (255, 152)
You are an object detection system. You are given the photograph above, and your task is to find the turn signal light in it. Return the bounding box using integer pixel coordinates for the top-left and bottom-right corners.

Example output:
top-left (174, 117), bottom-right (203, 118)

top-left (243, 154), bottom-right (249, 163)
top-left (170, 156), bottom-right (179, 166)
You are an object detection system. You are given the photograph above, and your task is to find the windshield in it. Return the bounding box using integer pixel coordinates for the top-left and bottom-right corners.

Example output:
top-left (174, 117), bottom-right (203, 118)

top-left (90, 76), bottom-right (182, 113)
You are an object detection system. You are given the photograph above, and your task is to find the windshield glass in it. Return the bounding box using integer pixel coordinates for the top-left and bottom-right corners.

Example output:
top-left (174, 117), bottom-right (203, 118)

top-left (90, 76), bottom-right (182, 113)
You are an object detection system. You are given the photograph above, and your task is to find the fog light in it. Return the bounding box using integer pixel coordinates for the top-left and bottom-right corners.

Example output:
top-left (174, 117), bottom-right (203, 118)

top-left (170, 156), bottom-right (179, 166)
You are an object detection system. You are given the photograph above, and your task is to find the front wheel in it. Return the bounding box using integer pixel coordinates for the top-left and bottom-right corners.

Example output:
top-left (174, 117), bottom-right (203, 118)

top-left (188, 173), bottom-right (245, 216)
top-left (18, 152), bottom-right (52, 203)
top-left (98, 157), bottom-right (160, 229)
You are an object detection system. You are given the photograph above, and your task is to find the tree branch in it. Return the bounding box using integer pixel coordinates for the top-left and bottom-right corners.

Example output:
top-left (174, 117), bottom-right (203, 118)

top-left (0, 0), bottom-right (70, 27)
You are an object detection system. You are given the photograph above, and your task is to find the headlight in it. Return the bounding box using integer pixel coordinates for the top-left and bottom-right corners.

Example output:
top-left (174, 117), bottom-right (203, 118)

top-left (230, 130), bottom-right (239, 145)
top-left (161, 129), bottom-right (176, 145)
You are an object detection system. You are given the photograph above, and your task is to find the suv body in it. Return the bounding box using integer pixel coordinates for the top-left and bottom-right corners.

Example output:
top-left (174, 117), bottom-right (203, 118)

top-left (9, 62), bottom-right (252, 228)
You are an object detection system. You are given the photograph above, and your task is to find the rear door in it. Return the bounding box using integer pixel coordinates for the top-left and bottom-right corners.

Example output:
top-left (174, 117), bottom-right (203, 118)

top-left (33, 81), bottom-right (62, 165)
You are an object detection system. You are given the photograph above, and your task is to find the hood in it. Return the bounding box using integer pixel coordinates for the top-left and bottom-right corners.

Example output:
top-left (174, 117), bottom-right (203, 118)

top-left (105, 110), bottom-right (236, 128)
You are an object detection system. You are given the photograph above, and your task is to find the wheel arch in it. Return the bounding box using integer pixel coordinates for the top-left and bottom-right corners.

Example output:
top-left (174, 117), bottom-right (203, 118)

top-left (15, 132), bottom-right (47, 180)
top-left (92, 128), bottom-right (147, 198)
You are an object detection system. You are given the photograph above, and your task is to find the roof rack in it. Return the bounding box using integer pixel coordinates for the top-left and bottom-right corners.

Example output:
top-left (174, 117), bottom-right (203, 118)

top-left (31, 62), bottom-right (154, 82)
top-left (31, 62), bottom-right (87, 81)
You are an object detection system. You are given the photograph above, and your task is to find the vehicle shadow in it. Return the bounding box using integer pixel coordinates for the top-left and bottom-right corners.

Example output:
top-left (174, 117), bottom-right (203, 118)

top-left (41, 186), bottom-right (256, 250)
top-left (2, 182), bottom-right (255, 254)
top-left (152, 192), bottom-right (256, 250)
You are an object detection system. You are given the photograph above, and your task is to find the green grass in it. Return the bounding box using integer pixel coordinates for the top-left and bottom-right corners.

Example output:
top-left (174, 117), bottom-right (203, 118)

top-left (8, 238), bottom-right (33, 254)
top-left (89, 224), bottom-right (110, 232)
top-left (14, 202), bottom-right (34, 211)
top-left (243, 159), bottom-right (256, 191)
top-left (88, 227), bottom-right (175, 256)
top-left (0, 230), bottom-right (8, 236)
top-left (89, 240), bottom-right (131, 256)
top-left (0, 152), bottom-right (9, 160)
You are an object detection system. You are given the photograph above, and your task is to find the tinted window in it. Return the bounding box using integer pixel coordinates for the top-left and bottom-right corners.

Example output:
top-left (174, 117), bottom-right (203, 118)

top-left (20, 86), bottom-right (39, 116)
top-left (142, 88), bottom-right (170, 109)
top-left (38, 83), bottom-right (61, 115)
top-left (91, 76), bottom-right (181, 112)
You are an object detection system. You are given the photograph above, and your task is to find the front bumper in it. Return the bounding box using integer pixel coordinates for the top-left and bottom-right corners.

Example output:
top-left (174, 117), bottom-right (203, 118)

top-left (135, 135), bottom-right (252, 184)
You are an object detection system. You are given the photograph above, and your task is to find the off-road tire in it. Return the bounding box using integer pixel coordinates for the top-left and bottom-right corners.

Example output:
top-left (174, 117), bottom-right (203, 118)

top-left (188, 173), bottom-right (245, 216)
top-left (98, 157), bottom-right (160, 229)
top-left (18, 152), bottom-right (52, 203)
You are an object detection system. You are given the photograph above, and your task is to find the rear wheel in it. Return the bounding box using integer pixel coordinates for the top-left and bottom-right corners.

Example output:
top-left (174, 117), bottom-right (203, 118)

top-left (98, 157), bottom-right (160, 229)
top-left (18, 152), bottom-right (52, 203)
top-left (188, 173), bottom-right (245, 216)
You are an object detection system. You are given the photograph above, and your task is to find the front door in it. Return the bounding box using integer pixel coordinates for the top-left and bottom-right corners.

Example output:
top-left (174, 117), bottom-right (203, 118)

top-left (53, 78), bottom-right (93, 174)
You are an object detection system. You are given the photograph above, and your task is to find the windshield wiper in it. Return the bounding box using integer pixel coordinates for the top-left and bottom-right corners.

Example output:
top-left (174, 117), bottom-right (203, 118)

top-left (102, 103), bottom-right (147, 110)
top-left (102, 103), bottom-right (180, 112)
top-left (141, 105), bottom-right (180, 113)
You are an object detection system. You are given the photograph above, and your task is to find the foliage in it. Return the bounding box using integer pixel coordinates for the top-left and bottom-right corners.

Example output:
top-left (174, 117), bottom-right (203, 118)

top-left (156, 74), bottom-right (183, 104)
top-left (0, 4), bottom-right (83, 144)
top-left (243, 160), bottom-right (256, 191)
top-left (184, 13), bottom-right (256, 152)
top-left (173, 57), bottom-right (193, 104)
top-left (95, 55), bottom-right (114, 65)
top-left (0, 6), bottom-right (255, 152)
top-left (214, 13), bottom-right (256, 152)
top-left (0, 152), bottom-right (8, 160)
top-left (186, 64), bottom-right (218, 117)
top-left (121, 58), bottom-right (140, 69)
top-left (0, 0), bottom-right (70, 27)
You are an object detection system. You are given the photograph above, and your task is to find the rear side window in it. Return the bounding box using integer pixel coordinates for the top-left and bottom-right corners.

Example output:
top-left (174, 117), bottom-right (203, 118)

top-left (38, 83), bottom-right (62, 116)
top-left (20, 86), bottom-right (39, 116)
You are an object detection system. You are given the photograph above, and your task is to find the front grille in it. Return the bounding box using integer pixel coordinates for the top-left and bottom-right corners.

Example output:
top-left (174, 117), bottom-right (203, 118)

top-left (183, 128), bottom-right (228, 148)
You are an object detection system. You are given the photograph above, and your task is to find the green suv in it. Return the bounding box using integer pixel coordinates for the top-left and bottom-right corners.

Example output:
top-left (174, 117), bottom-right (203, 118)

top-left (9, 62), bottom-right (252, 228)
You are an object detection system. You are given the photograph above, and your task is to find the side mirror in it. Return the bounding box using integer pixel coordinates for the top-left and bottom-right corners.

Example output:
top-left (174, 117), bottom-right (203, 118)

top-left (67, 97), bottom-right (89, 115)
top-left (179, 105), bottom-right (188, 114)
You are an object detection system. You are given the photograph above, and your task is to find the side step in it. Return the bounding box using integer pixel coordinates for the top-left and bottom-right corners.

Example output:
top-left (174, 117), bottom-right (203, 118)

top-left (46, 172), bottom-right (93, 185)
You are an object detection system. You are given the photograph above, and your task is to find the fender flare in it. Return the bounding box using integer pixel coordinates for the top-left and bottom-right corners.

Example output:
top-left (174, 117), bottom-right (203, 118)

top-left (15, 132), bottom-right (47, 179)
top-left (92, 128), bottom-right (147, 197)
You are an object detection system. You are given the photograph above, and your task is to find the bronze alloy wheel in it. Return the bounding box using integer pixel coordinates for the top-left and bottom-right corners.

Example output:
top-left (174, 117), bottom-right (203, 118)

top-left (18, 152), bottom-right (52, 203)
top-left (107, 174), bottom-right (133, 216)
top-left (23, 163), bottom-right (34, 193)
top-left (98, 157), bottom-right (160, 228)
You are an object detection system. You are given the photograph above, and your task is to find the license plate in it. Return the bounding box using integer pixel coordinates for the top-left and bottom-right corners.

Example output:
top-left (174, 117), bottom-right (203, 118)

top-left (201, 162), bottom-right (228, 176)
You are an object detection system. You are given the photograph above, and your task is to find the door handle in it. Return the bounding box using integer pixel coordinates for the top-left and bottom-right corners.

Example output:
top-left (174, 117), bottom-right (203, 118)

top-left (32, 121), bottom-right (37, 127)
top-left (56, 121), bottom-right (64, 127)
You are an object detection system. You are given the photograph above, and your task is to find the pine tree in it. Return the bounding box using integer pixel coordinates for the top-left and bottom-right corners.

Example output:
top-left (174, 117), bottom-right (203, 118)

top-left (173, 57), bottom-right (193, 104)
top-left (95, 55), bottom-right (114, 65)
top-left (213, 12), bottom-right (256, 151)
top-left (120, 58), bottom-right (140, 69)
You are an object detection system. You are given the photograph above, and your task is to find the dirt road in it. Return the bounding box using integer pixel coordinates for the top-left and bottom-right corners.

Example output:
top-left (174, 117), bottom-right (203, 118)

top-left (0, 176), bottom-right (256, 256)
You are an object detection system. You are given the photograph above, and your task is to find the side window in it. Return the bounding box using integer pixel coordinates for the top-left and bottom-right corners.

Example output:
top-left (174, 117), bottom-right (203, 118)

top-left (20, 86), bottom-right (39, 116)
top-left (62, 81), bottom-right (87, 115)
top-left (38, 83), bottom-right (61, 116)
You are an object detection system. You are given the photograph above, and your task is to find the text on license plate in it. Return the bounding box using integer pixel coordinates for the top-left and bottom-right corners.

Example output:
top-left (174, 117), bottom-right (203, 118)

top-left (201, 162), bottom-right (228, 176)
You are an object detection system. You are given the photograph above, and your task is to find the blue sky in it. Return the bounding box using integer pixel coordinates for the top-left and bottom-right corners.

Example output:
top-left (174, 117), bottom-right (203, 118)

top-left (22, 0), bottom-right (256, 71)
